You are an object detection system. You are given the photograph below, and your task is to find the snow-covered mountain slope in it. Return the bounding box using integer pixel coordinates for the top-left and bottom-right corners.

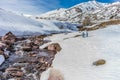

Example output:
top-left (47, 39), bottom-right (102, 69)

top-left (35, 1), bottom-right (120, 23)
top-left (41, 24), bottom-right (120, 80)
top-left (96, 2), bottom-right (120, 20)
top-left (0, 8), bottom-right (78, 36)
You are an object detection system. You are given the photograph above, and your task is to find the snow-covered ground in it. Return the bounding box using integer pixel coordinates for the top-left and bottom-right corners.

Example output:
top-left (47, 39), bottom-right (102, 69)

top-left (41, 24), bottom-right (120, 80)
top-left (0, 55), bottom-right (5, 66)
top-left (0, 8), bottom-right (78, 36)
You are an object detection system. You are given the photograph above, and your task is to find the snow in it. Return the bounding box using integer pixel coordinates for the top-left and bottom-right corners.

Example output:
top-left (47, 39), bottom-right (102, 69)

top-left (35, 1), bottom-right (120, 23)
top-left (0, 55), bottom-right (5, 66)
top-left (40, 68), bottom-right (51, 80)
top-left (0, 8), bottom-right (78, 36)
top-left (41, 24), bottom-right (120, 80)
top-left (37, 8), bottom-right (67, 18)
top-left (34, 1), bottom-right (107, 22)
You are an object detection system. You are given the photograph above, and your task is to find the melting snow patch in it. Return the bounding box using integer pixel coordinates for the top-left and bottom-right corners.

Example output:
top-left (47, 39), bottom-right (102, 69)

top-left (0, 55), bottom-right (5, 66)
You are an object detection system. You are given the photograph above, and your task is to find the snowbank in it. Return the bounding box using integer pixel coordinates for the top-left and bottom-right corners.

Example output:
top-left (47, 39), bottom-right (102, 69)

top-left (41, 24), bottom-right (120, 80)
top-left (0, 8), bottom-right (78, 36)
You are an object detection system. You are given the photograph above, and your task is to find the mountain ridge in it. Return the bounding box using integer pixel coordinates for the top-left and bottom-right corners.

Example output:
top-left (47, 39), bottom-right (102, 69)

top-left (34, 1), bottom-right (120, 23)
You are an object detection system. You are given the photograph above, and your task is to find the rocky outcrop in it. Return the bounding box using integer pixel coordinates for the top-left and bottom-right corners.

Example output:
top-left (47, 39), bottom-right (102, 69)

top-left (0, 32), bottom-right (62, 80)
top-left (79, 19), bottom-right (120, 31)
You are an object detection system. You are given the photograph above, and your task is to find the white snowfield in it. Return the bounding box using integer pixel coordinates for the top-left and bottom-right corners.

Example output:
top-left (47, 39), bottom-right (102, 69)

top-left (0, 8), bottom-right (78, 36)
top-left (0, 55), bottom-right (5, 66)
top-left (41, 24), bottom-right (120, 80)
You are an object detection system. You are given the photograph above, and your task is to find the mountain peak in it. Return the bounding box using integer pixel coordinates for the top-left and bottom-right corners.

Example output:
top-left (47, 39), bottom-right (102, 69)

top-left (34, 1), bottom-right (120, 23)
top-left (72, 0), bottom-right (107, 9)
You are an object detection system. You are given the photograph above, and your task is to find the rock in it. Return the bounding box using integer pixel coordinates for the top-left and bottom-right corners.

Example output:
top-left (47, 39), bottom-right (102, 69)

top-left (40, 68), bottom-right (64, 80)
top-left (0, 55), bottom-right (5, 66)
top-left (22, 47), bottom-right (32, 52)
top-left (37, 57), bottom-right (45, 63)
top-left (33, 35), bottom-right (46, 46)
top-left (32, 44), bottom-right (39, 50)
top-left (28, 51), bottom-right (37, 57)
top-left (12, 63), bottom-right (29, 69)
top-left (0, 32), bottom-right (62, 80)
top-left (5, 67), bottom-right (24, 77)
top-left (21, 42), bottom-right (33, 52)
top-left (4, 41), bottom-right (14, 52)
top-left (48, 68), bottom-right (64, 80)
top-left (35, 35), bottom-right (46, 41)
top-left (34, 39), bottom-right (44, 45)
top-left (0, 48), bottom-right (4, 55)
top-left (1, 31), bottom-right (16, 43)
top-left (0, 71), bottom-right (4, 79)
top-left (47, 44), bottom-right (55, 51)
top-left (46, 43), bottom-right (62, 52)
top-left (4, 50), bottom-right (10, 58)
top-left (53, 43), bottom-right (62, 52)
top-left (16, 37), bottom-right (26, 41)
top-left (93, 59), bottom-right (106, 66)
top-left (0, 42), bottom-right (6, 48)
top-left (15, 50), bottom-right (24, 56)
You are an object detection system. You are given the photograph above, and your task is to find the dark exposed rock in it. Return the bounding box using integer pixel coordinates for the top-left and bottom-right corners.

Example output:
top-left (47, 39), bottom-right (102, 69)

top-left (16, 37), bottom-right (26, 41)
top-left (22, 47), bottom-right (32, 52)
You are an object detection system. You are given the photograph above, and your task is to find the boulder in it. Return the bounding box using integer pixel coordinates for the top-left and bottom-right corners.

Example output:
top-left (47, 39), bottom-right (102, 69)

top-left (53, 43), bottom-right (62, 52)
top-left (5, 67), bottom-right (24, 77)
top-left (1, 31), bottom-right (16, 43)
top-left (46, 43), bottom-right (62, 52)
top-left (93, 59), bottom-right (106, 66)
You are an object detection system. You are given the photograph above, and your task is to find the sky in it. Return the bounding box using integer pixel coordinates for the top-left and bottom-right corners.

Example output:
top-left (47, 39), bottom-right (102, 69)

top-left (0, 0), bottom-right (119, 15)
